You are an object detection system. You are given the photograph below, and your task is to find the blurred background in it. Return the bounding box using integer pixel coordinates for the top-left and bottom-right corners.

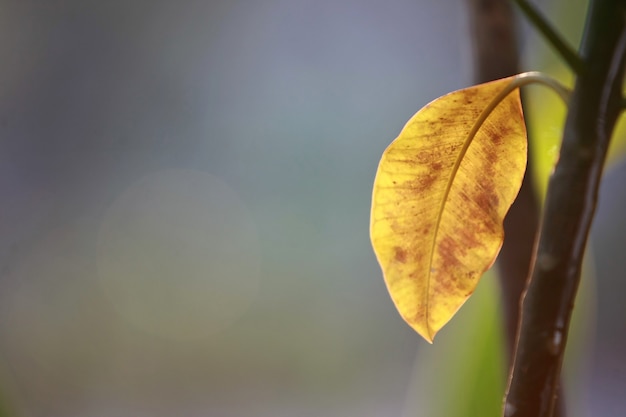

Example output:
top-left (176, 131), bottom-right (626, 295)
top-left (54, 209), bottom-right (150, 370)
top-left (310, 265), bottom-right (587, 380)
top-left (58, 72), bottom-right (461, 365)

top-left (0, 0), bottom-right (624, 416)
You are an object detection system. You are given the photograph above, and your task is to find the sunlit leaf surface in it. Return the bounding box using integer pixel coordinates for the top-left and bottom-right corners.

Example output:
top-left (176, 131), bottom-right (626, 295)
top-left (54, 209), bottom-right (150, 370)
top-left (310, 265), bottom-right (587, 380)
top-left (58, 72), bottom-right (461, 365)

top-left (370, 77), bottom-right (527, 342)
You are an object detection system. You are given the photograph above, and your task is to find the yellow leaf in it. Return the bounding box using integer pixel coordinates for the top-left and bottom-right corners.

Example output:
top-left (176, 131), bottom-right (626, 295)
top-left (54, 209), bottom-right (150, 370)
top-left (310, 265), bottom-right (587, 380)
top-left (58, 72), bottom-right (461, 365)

top-left (370, 77), bottom-right (527, 343)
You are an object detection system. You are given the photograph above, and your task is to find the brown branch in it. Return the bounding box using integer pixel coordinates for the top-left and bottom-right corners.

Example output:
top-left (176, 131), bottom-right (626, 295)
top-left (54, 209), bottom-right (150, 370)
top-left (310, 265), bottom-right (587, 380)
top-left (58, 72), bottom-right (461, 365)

top-left (465, 0), bottom-right (540, 374)
top-left (504, 1), bottom-right (626, 416)
top-left (464, 1), bottom-right (565, 415)
top-left (466, 0), bottom-right (519, 84)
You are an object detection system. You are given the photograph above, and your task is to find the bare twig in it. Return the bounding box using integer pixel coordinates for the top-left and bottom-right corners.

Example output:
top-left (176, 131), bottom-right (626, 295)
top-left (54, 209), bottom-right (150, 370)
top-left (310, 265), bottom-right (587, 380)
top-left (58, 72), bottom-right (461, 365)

top-left (464, 2), bottom-right (569, 415)
top-left (504, 1), bottom-right (626, 416)
top-left (511, 0), bottom-right (584, 74)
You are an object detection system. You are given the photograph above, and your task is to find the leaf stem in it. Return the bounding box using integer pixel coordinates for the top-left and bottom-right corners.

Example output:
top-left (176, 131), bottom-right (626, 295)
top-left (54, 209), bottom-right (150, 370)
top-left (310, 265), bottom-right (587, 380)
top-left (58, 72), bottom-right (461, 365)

top-left (513, 72), bottom-right (571, 103)
top-left (468, 72), bottom-right (570, 146)
top-left (512, 0), bottom-right (585, 74)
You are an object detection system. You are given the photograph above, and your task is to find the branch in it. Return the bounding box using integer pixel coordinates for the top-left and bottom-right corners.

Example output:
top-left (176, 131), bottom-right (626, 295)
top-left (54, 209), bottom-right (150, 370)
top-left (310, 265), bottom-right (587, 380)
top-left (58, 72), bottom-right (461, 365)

top-left (465, 0), bottom-right (537, 367)
top-left (512, 0), bottom-right (584, 74)
top-left (466, 0), bottom-right (519, 84)
top-left (465, 4), bottom-right (565, 415)
top-left (504, 1), bottom-right (626, 416)
top-left (466, 0), bottom-right (531, 361)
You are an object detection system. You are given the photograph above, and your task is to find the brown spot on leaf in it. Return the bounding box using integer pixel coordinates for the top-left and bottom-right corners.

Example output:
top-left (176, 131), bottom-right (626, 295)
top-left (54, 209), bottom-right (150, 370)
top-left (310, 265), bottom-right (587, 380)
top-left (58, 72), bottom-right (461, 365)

top-left (491, 130), bottom-right (504, 145)
top-left (437, 236), bottom-right (461, 273)
top-left (394, 246), bottom-right (407, 263)
top-left (484, 146), bottom-right (498, 165)
top-left (419, 172), bottom-right (437, 191)
top-left (474, 179), bottom-right (499, 216)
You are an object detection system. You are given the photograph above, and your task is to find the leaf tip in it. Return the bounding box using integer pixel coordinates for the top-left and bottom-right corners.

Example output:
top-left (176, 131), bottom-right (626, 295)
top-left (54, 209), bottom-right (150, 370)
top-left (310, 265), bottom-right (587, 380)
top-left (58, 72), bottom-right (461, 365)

top-left (410, 321), bottom-right (437, 344)
top-left (423, 325), bottom-right (438, 344)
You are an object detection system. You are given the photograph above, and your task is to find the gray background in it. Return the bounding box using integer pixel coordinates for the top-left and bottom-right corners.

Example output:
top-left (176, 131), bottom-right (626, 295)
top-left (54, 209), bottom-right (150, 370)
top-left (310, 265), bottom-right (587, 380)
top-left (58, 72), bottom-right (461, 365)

top-left (0, 0), bottom-right (623, 416)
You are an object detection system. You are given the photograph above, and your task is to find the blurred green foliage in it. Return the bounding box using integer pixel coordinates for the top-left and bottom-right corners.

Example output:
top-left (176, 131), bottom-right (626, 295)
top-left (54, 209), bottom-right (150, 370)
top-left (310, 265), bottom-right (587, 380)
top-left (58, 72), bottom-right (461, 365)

top-left (403, 274), bottom-right (505, 417)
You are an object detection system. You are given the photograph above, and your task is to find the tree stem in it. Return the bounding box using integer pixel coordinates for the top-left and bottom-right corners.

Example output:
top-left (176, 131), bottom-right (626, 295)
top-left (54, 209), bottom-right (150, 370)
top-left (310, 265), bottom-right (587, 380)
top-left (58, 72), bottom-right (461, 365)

top-left (466, 0), bottom-right (533, 364)
top-left (504, 1), bottom-right (626, 416)
top-left (465, 3), bottom-right (565, 415)
top-left (511, 0), bottom-right (584, 74)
